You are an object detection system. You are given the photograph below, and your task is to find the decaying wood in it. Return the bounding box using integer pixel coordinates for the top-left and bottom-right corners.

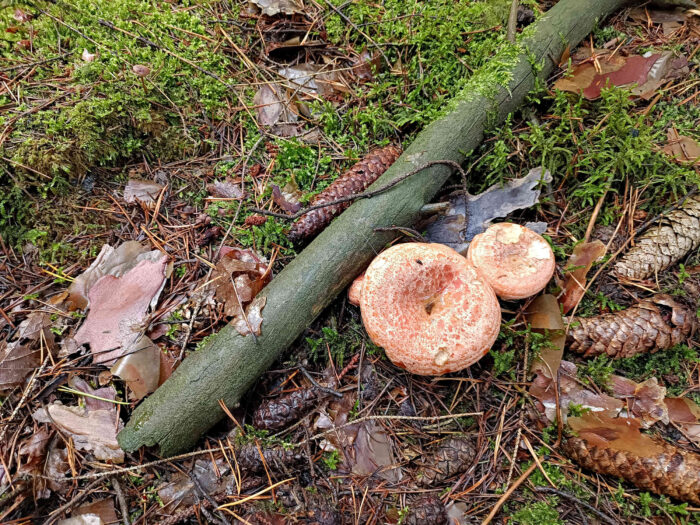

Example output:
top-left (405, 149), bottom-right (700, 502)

top-left (118, 0), bottom-right (629, 455)
top-left (287, 145), bottom-right (402, 243)
top-left (567, 295), bottom-right (696, 358)
top-left (614, 194), bottom-right (700, 280)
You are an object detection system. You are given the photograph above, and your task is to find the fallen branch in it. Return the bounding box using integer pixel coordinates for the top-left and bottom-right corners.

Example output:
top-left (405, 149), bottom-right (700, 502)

top-left (118, 0), bottom-right (629, 455)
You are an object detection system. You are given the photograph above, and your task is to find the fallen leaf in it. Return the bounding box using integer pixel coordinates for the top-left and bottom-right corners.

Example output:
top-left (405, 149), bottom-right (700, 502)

top-left (525, 294), bottom-right (565, 380)
top-left (666, 397), bottom-right (700, 445)
top-left (14, 8), bottom-right (32, 22)
top-left (0, 312), bottom-right (55, 391)
top-left (81, 49), bottom-right (97, 62)
top-left (608, 375), bottom-right (668, 427)
top-left (554, 51), bottom-right (688, 100)
top-left (158, 457), bottom-right (231, 510)
top-left (74, 257), bottom-right (168, 364)
top-left (72, 499), bottom-right (118, 525)
top-left (123, 179), bottom-right (165, 207)
top-left (206, 179), bottom-right (244, 199)
top-left (558, 240), bottom-right (606, 314)
top-left (271, 183), bottom-right (302, 213)
top-left (67, 241), bottom-right (158, 310)
top-left (110, 336), bottom-right (160, 400)
top-left (212, 248), bottom-right (269, 318)
top-left (17, 427), bottom-right (51, 477)
top-left (232, 295), bottom-right (266, 336)
top-left (250, 0), bottom-right (304, 16)
top-left (662, 127), bottom-right (700, 163)
top-left (57, 515), bottom-right (103, 525)
top-left (424, 167), bottom-right (552, 254)
top-left (252, 84), bottom-right (299, 136)
top-left (33, 398), bottom-right (124, 463)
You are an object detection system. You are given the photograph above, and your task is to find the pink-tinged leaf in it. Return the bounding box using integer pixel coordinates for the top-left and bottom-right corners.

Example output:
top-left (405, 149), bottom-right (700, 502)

top-left (608, 375), bottom-right (668, 427)
top-left (14, 8), bottom-right (31, 22)
top-left (123, 179), bottom-right (165, 207)
top-left (81, 49), bottom-right (97, 62)
top-left (206, 179), bottom-right (244, 199)
top-left (666, 397), bottom-right (700, 445)
top-left (559, 240), bottom-right (606, 314)
top-left (110, 336), bottom-right (160, 400)
top-left (74, 257), bottom-right (168, 364)
top-left (351, 421), bottom-right (401, 482)
top-left (67, 241), bottom-right (154, 310)
top-left (271, 184), bottom-right (302, 213)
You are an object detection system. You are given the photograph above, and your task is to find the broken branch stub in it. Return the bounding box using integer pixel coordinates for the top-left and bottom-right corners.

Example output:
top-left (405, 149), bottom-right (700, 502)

top-left (118, 0), bottom-right (629, 455)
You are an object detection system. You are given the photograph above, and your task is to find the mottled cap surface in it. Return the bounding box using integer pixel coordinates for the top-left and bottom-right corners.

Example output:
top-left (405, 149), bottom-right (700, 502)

top-left (360, 243), bottom-right (501, 376)
top-left (467, 222), bottom-right (555, 300)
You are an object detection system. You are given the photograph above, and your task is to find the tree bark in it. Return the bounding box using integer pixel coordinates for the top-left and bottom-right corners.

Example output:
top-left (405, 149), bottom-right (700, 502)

top-left (118, 0), bottom-right (628, 455)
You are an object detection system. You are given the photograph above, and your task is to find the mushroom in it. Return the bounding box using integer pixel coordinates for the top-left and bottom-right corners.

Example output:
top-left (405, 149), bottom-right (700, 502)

top-left (467, 222), bottom-right (555, 300)
top-left (358, 243), bottom-right (501, 376)
top-left (348, 273), bottom-right (364, 306)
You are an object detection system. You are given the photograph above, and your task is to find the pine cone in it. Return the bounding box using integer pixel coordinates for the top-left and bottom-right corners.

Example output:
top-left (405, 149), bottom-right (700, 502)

top-left (563, 436), bottom-right (700, 505)
top-left (236, 443), bottom-right (306, 474)
top-left (416, 437), bottom-right (476, 486)
top-left (567, 295), bottom-right (696, 358)
top-left (287, 144), bottom-right (402, 243)
top-left (253, 387), bottom-right (322, 430)
top-left (403, 496), bottom-right (448, 525)
top-left (614, 194), bottom-right (700, 280)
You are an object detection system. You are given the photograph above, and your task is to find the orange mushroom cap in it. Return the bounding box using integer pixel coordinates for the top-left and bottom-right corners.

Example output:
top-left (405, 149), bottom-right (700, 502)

top-left (360, 243), bottom-right (501, 376)
top-left (467, 222), bottom-right (555, 300)
top-left (348, 273), bottom-right (364, 306)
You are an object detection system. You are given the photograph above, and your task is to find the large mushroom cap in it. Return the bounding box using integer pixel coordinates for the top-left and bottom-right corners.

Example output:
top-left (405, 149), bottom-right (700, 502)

top-left (360, 243), bottom-right (501, 376)
top-left (467, 222), bottom-right (555, 300)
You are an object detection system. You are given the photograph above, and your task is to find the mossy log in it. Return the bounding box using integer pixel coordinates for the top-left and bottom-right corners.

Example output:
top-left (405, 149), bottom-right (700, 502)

top-left (119, 0), bottom-right (628, 455)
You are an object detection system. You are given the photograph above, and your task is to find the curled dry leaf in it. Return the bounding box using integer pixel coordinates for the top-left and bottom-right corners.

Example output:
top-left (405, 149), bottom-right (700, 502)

top-left (232, 295), bottom-right (266, 337)
top-left (212, 247), bottom-right (270, 318)
top-left (74, 256), bottom-right (168, 364)
top-left (0, 312), bottom-right (55, 392)
top-left (123, 178), bottom-right (165, 207)
top-left (81, 49), bottom-right (97, 62)
top-left (271, 183), bottom-right (302, 213)
top-left (110, 336), bottom-right (160, 400)
top-left (33, 383), bottom-right (124, 463)
top-left (530, 360), bottom-right (623, 423)
top-left (564, 413), bottom-right (700, 504)
top-left (250, 0), bottom-right (304, 16)
top-left (559, 240), bottom-right (606, 314)
top-left (662, 128), bottom-right (700, 163)
top-left (424, 167), bottom-right (552, 254)
top-left (567, 295), bottom-right (696, 358)
top-left (206, 179), bottom-right (244, 199)
top-left (525, 294), bottom-right (565, 381)
top-left (614, 193), bottom-right (700, 280)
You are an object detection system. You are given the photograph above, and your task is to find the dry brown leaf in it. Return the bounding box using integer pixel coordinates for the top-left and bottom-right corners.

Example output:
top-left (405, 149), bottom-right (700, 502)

top-left (662, 127), bottom-right (700, 163)
top-left (559, 240), bottom-right (606, 314)
top-left (123, 178), bottom-right (165, 207)
top-left (250, 0), bottom-right (303, 16)
top-left (74, 257), bottom-right (168, 364)
top-left (525, 294), bottom-right (565, 380)
top-left (212, 248), bottom-right (269, 318)
top-left (271, 183), bottom-right (302, 213)
top-left (33, 400), bottom-right (124, 462)
top-left (608, 375), bottom-right (668, 427)
top-left (110, 336), bottom-right (160, 400)
top-left (666, 397), bottom-right (700, 445)
top-left (351, 421), bottom-right (401, 482)
top-left (72, 499), bottom-right (118, 525)
top-left (232, 295), bottom-right (266, 337)
top-left (252, 84), bottom-right (299, 136)
top-left (0, 312), bottom-right (55, 392)
top-left (554, 52), bottom-right (688, 100)
top-left (206, 179), bottom-right (244, 199)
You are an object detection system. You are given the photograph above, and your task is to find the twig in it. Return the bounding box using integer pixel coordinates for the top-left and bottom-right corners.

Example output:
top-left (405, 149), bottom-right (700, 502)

top-left (507, 0), bottom-right (519, 43)
top-left (298, 366), bottom-right (343, 398)
top-left (45, 479), bottom-right (103, 525)
top-left (482, 462), bottom-right (537, 524)
top-left (534, 487), bottom-right (618, 525)
top-left (251, 160), bottom-right (465, 221)
top-left (112, 478), bottom-right (131, 525)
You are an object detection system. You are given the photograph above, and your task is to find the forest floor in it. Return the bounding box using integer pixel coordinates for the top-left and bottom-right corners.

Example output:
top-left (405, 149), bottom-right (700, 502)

top-left (1, 0), bottom-right (700, 523)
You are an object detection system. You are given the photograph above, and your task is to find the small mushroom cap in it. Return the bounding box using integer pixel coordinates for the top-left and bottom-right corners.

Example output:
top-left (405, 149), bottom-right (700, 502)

top-left (467, 222), bottom-right (555, 300)
top-left (348, 273), bottom-right (364, 306)
top-left (360, 243), bottom-right (501, 376)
